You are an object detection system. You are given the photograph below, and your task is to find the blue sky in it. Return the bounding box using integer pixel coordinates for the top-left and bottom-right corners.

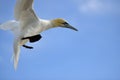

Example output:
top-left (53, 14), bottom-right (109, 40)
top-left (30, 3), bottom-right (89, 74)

top-left (0, 0), bottom-right (120, 80)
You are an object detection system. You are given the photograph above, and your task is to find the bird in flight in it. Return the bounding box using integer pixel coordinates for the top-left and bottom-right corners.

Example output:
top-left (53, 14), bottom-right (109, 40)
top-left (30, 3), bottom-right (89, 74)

top-left (0, 0), bottom-right (78, 70)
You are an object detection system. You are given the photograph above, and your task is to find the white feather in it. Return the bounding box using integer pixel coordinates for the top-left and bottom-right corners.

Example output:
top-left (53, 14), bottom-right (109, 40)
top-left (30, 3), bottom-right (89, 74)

top-left (14, 0), bottom-right (34, 21)
top-left (13, 38), bottom-right (21, 70)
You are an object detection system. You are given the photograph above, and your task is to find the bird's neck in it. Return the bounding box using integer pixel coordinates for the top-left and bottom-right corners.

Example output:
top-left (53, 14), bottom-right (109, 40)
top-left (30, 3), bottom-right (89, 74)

top-left (40, 19), bottom-right (58, 31)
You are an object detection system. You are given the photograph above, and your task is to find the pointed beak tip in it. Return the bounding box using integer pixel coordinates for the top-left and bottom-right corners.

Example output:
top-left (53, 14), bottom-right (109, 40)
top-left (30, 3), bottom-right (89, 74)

top-left (69, 26), bottom-right (78, 31)
top-left (74, 29), bottom-right (78, 31)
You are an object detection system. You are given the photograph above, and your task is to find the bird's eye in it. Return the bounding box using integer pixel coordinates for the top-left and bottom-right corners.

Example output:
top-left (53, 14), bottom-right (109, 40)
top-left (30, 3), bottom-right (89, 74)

top-left (63, 22), bottom-right (68, 25)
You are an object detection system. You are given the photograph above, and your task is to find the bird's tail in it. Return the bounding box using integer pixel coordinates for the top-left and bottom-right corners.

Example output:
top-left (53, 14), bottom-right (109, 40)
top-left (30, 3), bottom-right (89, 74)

top-left (0, 20), bottom-right (19, 34)
top-left (13, 38), bottom-right (21, 70)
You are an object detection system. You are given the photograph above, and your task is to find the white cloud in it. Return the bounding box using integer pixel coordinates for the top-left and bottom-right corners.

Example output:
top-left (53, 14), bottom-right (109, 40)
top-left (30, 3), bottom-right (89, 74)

top-left (80, 0), bottom-right (109, 13)
top-left (74, 0), bottom-right (120, 14)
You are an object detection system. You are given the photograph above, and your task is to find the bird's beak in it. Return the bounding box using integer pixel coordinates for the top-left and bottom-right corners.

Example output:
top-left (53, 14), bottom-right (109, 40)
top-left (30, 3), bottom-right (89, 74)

top-left (65, 24), bottom-right (78, 31)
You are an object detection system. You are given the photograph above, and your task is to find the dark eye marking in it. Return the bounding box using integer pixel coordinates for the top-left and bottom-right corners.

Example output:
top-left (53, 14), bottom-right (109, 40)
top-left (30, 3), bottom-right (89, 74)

top-left (63, 22), bottom-right (68, 25)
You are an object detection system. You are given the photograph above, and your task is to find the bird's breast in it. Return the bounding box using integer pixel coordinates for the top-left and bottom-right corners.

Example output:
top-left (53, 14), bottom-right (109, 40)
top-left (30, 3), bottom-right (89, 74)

top-left (23, 22), bottom-right (43, 37)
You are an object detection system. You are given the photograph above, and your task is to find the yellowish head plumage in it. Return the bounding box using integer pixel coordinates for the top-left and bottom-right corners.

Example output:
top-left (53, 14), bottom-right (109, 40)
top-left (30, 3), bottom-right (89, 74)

top-left (51, 18), bottom-right (67, 27)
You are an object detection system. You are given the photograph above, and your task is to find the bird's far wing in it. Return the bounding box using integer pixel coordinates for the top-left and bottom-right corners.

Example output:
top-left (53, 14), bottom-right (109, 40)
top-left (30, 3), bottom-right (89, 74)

top-left (14, 0), bottom-right (38, 22)
top-left (13, 38), bottom-right (21, 70)
top-left (0, 20), bottom-right (18, 31)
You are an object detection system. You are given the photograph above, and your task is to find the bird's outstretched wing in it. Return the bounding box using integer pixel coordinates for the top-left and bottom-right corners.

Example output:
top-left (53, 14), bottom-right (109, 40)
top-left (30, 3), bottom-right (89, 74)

top-left (0, 20), bottom-right (17, 30)
top-left (0, 20), bottom-right (20, 35)
top-left (14, 0), bottom-right (38, 25)
top-left (13, 38), bottom-right (21, 70)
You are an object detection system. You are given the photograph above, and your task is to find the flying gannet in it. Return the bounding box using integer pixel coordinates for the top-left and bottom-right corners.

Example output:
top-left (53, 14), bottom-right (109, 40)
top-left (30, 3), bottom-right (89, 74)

top-left (0, 0), bottom-right (78, 70)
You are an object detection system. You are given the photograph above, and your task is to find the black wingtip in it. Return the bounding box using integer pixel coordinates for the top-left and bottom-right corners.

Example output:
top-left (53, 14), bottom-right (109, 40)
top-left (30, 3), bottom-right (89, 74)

top-left (21, 34), bottom-right (42, 43)
top-left (23, 45), bottom-right (33, 49)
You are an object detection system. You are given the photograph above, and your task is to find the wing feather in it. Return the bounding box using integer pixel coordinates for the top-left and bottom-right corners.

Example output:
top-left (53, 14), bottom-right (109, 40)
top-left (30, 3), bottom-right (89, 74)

top-left (0, 20), bottom-right (20, 35)
top-left (13, 39), bottom-right (21, 70)
top-left (14, 0), bottom-right (38, 22)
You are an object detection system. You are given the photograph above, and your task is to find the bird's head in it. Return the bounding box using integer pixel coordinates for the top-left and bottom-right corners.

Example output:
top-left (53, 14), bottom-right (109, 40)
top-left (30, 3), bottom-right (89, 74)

top-left (51, 18), bottom-right (78, 31)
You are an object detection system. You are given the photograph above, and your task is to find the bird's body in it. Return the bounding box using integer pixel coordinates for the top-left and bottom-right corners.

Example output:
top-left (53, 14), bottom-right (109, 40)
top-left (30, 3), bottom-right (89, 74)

top-left (0, 0), bottom-right (78, 70)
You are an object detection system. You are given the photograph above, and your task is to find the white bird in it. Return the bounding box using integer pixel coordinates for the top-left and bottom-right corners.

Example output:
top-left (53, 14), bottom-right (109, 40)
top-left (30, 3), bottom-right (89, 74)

top-left (0, 0), bottom-right (78, 70)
